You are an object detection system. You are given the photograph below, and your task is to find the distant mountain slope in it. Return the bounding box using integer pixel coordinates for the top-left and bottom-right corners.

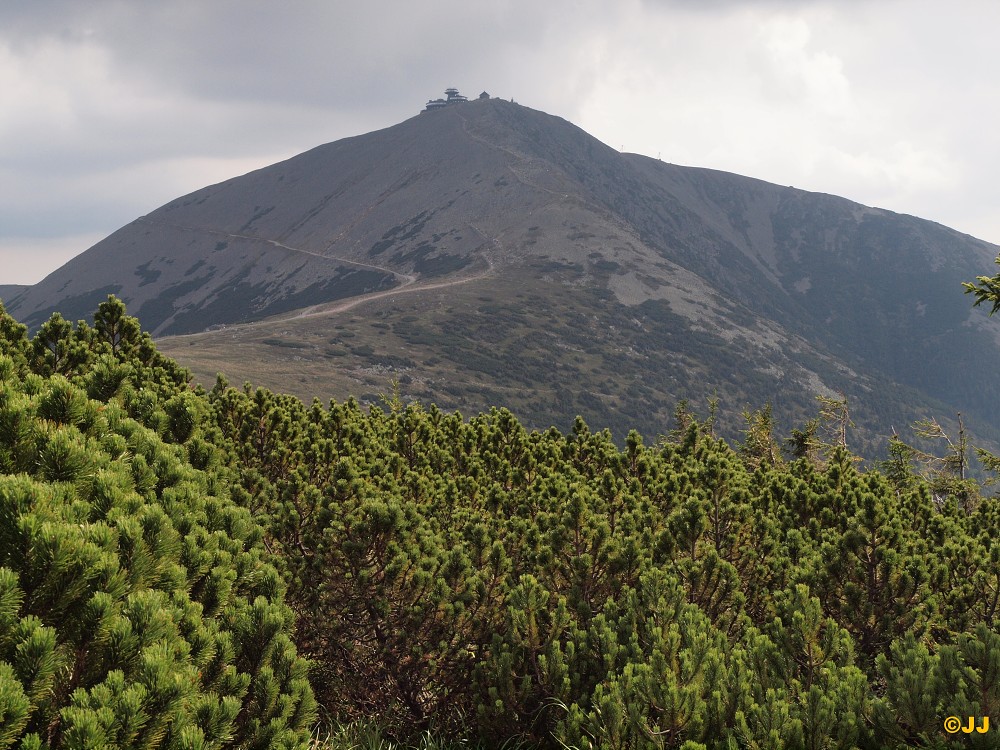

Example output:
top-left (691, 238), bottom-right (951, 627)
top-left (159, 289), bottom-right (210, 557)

top-left (0, 285), bottom-right (27, 305)
top-left (9, 97), bottom-right (1000, 451)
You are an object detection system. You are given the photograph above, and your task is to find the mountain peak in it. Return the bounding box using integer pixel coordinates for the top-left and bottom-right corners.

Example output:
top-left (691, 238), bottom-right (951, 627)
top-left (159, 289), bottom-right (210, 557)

top-left (7, 101), bottom-right (1000, 453)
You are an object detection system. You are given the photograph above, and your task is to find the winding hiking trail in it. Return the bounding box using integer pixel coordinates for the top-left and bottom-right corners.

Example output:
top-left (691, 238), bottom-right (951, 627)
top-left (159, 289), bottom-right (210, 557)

top-left (291, 222), bottom-right (499, 320)
top-left (290, 257), bottom-right (493, 320)
top-left (148, 219), bottom-right (499, 341)
top-left (138, 217), bottom-right (416, 284)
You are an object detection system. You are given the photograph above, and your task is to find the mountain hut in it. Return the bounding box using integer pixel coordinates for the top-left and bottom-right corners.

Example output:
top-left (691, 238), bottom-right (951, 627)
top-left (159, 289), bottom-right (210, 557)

top-left (422, 88), bottom-right (470, 112)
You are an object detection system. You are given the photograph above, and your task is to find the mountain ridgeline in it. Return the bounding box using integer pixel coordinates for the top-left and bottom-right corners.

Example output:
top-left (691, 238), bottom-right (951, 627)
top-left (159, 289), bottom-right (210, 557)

top-left (5, 96), bottom-right (1000, 453)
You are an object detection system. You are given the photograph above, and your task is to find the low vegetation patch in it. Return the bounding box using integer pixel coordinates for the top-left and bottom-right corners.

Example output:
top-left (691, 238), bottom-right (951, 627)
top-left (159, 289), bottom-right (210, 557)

top-left (0, 295), bottom-right (998, 749)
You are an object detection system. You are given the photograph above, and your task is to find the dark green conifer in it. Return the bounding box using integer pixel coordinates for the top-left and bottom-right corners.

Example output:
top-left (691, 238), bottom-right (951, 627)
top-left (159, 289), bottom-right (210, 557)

top-left (0, 306), bottom-right (315, 749)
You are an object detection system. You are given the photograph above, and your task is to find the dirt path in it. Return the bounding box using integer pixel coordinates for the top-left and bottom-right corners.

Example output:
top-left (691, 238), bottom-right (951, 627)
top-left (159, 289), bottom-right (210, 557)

top-left (291, 254), bottom-right (494, 320)
top-left (153, 221), bottom-right (499, 341)
top-left (455, 111), bottom-right (573, 206)
top-left (137, 217), bottom-right (416, 285)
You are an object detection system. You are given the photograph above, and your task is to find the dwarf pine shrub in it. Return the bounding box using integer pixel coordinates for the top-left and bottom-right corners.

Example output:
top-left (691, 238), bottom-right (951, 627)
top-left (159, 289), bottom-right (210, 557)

top-left (0, 323), bottom-right (316, 748)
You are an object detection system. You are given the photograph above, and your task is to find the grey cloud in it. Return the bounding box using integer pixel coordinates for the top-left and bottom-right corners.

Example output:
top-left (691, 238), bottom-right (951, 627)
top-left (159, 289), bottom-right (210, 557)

top-left (1, 0), bottom-right (999, 287)
top-left (0, 1), bottom-right (572, 110)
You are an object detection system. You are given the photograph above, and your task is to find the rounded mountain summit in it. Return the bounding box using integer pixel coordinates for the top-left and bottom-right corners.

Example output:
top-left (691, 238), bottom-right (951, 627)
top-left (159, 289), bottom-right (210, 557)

top-left (6, 92), bottom-right (1000, 451)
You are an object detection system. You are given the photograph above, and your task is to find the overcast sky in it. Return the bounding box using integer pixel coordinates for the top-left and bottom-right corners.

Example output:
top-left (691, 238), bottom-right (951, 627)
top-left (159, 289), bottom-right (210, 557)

top-left (2, 0), bottom-right (998, 285)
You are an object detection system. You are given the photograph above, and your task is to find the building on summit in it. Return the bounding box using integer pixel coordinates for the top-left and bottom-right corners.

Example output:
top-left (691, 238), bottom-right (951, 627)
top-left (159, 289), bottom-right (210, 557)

top-left (422, 88), bottom-right (479, 112)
